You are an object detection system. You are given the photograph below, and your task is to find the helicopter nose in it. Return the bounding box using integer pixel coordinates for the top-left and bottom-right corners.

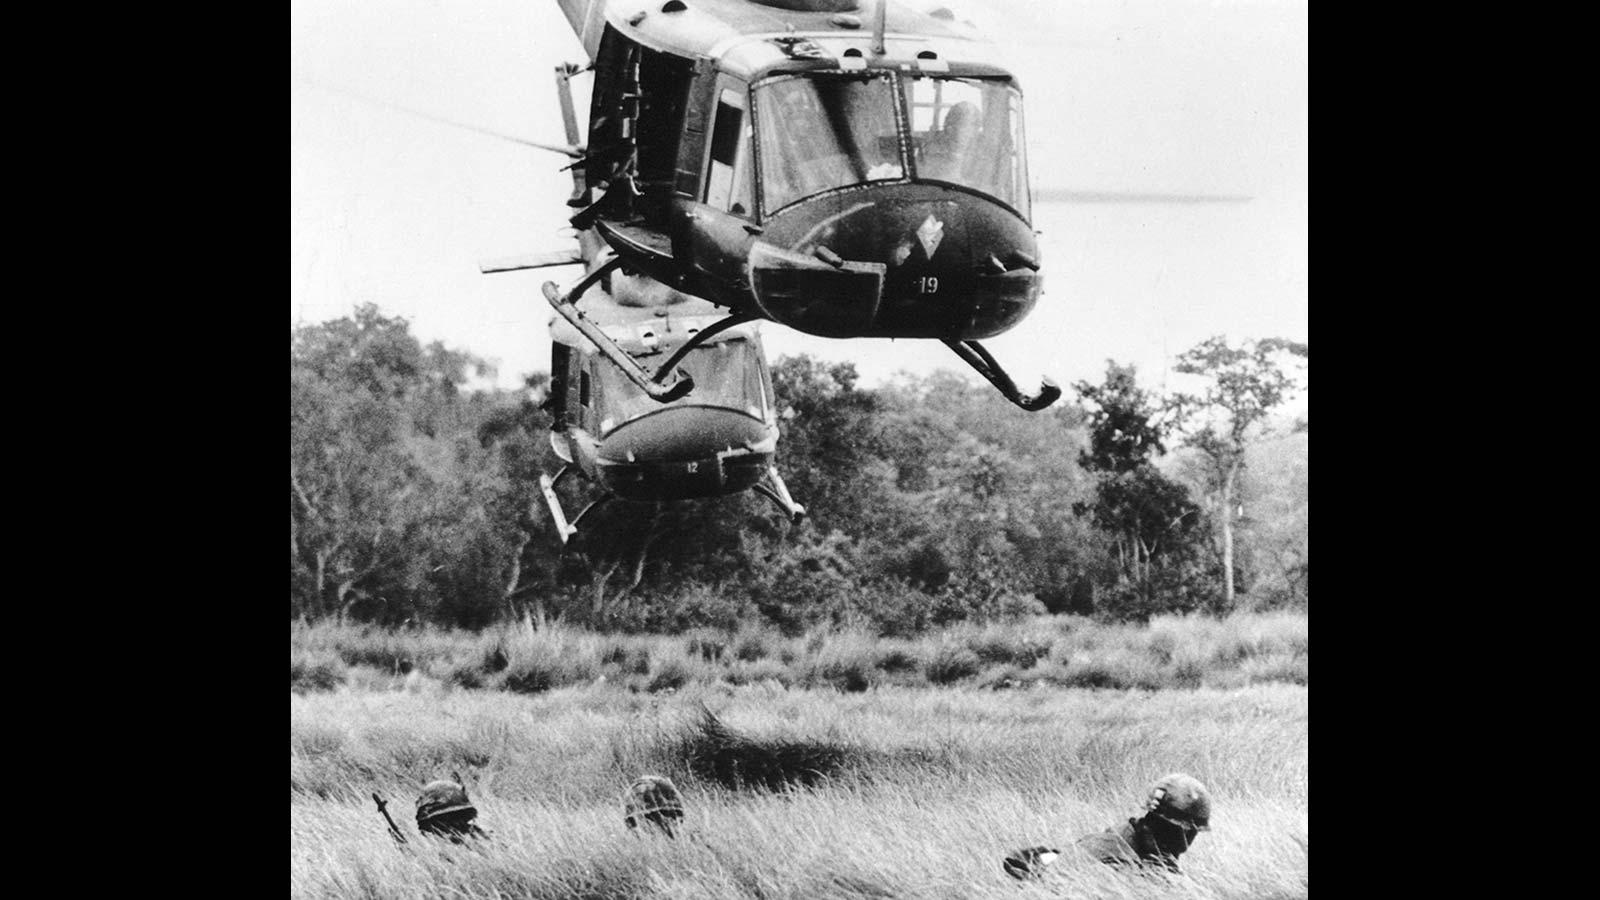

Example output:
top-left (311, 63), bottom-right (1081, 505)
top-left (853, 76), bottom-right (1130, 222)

top-left (748, 187), bottom-right (1040, 340)
top-left (595, 407), bottom-right (774, 501)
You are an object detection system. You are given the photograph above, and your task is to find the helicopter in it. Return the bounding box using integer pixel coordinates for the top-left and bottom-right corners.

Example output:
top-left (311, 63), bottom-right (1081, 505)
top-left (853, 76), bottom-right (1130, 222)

top-left (529, 249), bottom-right (806, 542)
top-left (469, 30), bottom-right (807, 544)
top-left (489, 0), bottom-right (1059, 412)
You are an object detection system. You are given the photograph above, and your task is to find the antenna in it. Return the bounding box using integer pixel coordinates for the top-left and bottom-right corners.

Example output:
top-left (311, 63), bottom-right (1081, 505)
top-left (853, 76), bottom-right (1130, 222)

top-left (871, 0), bottom-right (887, 56)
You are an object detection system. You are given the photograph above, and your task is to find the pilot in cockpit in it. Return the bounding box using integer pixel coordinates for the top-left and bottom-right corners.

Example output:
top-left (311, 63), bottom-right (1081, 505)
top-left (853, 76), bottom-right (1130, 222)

top-left (920, 101), bottom-right (980, 182)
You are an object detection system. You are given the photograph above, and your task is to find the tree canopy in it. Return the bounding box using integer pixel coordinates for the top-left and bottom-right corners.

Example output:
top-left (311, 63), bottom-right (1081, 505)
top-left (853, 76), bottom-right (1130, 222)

top-left (291, 308), bottom-right (1308, 631)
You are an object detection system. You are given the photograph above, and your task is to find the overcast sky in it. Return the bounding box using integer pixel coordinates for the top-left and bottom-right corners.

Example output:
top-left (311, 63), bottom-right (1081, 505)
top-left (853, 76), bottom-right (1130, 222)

top-left (291, 0), bottom-right (1307, 398)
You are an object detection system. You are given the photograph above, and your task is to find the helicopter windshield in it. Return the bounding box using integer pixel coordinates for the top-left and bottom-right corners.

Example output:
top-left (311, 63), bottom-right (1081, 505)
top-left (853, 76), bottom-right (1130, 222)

top-left (754, 73), bottom-right (905, 214)
top-left (753, 73), bottom-right (1029, 217)
top-left (595, 338), bottom-right (769, 435)
top-left (908, 76), bottom-right (1029, 217)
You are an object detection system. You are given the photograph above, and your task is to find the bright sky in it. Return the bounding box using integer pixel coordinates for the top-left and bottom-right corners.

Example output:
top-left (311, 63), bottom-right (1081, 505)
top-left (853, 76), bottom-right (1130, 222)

top-left (290, 0), bottom-right (1307, 399)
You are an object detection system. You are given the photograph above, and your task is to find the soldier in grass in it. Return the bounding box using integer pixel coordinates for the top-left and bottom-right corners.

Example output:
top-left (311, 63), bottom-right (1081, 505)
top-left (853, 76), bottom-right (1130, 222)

top-left (622, 775), bottom-right (685, 838)
top-left (414, 776), bottom-right (488, 842)
top-left (1004, 773), bottom-right (1212, 879)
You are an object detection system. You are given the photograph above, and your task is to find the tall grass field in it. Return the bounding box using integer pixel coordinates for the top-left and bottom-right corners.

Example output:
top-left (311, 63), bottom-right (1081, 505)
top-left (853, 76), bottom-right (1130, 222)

top-left (291, 614), bottom-right (1307, 899)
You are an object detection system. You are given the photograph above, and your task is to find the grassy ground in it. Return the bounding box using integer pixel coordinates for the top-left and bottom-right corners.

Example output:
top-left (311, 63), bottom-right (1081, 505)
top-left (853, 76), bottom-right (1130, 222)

top-left (292, 612), bottom-right (1307, 696)
top-left (291, 679), bottom-right (1308, 899)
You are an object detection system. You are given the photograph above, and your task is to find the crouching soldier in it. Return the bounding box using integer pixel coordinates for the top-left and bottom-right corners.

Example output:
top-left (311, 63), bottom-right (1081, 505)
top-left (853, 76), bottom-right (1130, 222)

top-left (415, 777), bottom-right (488, 843)
top-left (622, 775), bottom-right (684, 838)
top-left (1076, 773), bottom-right (1211, 872)
top-left (1003, 773), bottom-right (1211, 879)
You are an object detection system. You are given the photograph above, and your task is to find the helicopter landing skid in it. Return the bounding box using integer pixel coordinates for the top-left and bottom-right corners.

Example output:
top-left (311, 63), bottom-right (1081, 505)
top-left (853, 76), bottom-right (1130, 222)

top-left (542, 257), bottom-right (694, 403)
top-left (539, 467), bottom-right (579, 544)
top-left (753, 466), bottom-right (806, 525)
top-left (568, 497), bottom-right (612, 536)
top-left (942, 339), bottom-right (1061, 412)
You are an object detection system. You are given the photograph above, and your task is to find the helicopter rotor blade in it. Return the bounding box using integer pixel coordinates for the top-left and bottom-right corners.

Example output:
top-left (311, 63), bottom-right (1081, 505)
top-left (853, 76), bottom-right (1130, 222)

top-left (296, 79), bottom-right (585, 158)
top-left (1032, 188), bottom-right (1252, 204)
top-left (479, 250), bottom-right (584, 274)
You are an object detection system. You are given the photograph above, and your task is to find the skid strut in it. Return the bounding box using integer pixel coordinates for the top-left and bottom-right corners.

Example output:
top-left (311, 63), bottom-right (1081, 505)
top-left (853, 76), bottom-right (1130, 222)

top-left (538, 464), bottom-right (615, 544)
top-left (943, 339), bottom-right (1061, 411)
top-left (647, 310), bottom-right (760, 385)
top-left (539, 465), bottom-right (579, 544)
top-left (753, 466), bottom-right (806, 524)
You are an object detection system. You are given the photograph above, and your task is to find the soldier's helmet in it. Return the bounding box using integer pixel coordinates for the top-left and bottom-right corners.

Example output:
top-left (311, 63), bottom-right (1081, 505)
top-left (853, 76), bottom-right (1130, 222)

top-left (622, 775), bottom-right (684, 829)
top-left (1144, 773), bottom-right (1211, 831)
top-left (416, 779), bottom-right (477, 826)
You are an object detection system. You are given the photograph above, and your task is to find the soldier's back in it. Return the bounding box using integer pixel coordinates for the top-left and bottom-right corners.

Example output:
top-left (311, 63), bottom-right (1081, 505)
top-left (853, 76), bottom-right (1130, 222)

top-left (1073, 821), bottom-right (1142, 867)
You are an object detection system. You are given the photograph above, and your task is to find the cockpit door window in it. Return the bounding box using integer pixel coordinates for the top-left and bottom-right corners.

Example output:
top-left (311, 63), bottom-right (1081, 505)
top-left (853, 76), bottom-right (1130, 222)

top-left (705, 87), bottom-right (754, 217)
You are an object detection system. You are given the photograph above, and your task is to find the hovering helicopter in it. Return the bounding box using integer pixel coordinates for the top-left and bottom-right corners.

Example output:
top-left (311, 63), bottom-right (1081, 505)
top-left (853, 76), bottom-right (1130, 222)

top-left (490, 0), bottom-right (1058, 412)
top-left (529, 254), bottom-right (806, 542)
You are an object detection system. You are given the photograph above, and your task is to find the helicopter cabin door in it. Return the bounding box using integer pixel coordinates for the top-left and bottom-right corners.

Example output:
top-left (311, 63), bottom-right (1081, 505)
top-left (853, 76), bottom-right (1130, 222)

top-left (583, 26), bottom-right (696, 286)
top-left (587, 26), bottom-right (694, 225)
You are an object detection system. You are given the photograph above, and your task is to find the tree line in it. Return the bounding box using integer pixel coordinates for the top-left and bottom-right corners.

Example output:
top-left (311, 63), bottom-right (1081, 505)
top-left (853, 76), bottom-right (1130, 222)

top-left (291, 304), bottom-right (1307, 633)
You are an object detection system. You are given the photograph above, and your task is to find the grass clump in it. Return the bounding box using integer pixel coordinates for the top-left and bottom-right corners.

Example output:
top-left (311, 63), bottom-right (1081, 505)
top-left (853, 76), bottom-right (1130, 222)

top-left (923, 644), bottom-right (981, 685)
top-left (672, 707), bottom-right (864, 790)
top-left (731, 626), bottom-right (775, 662)
top-left (492, 623), bottom-right (602, 694)
top-left (291, 649), bottom-right (348, 693)
top-left (803, 654), bottom-right (875, 693)
top-left (975, 664), bottom-right (1035, 691)
top-left (646, 655), bottom-right (695, 692)
top-left (965, 626), bottom-right (1053, 669)
top-left (599, 639), bottom-right (652, 675)
top-left (722, 659), bottom-right (792, 687)
top-left (874, 643), bottom-right (920, 674)
top-left (801, 633), bottom-right (882, 693)
top-left (684, 628), bottom-right (729, 662)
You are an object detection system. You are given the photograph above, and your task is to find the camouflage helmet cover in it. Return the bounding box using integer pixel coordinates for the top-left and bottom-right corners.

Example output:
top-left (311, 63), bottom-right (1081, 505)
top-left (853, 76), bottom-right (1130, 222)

top-left (1144, 773), bottom-right (1211, 831)
top-left (416, 779), bottom-right (476, 824)
top-left (623, 775), bottom-right (684, 824)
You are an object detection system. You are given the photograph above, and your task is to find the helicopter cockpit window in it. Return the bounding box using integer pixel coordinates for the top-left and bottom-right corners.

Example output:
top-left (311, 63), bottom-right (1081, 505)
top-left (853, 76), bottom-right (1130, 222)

top-left (754, 74), bottom-right (904, 214)
top-left (595, 338), bottom-right (767, 434)
top-left (908, 77), bottom-right (1029, 217)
